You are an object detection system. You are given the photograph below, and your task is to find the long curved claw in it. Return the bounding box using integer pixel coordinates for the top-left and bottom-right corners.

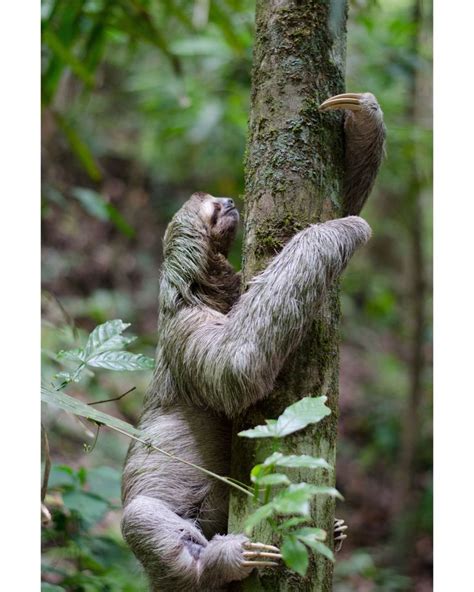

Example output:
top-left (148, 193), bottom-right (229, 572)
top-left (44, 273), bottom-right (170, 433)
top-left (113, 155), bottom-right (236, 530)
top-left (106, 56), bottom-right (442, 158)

top-left (242, 541), bottom-right (282, 569)
top-left (319, 92), bottom-right (364, 112)
top-left (242, 560), bottom-right (279, 568)
top-left (243, 542), bottom-right (280, 553)
top-left (243, 551), bottom-right (282, 560)
top-left (334, 518), bottom-right (349, 553)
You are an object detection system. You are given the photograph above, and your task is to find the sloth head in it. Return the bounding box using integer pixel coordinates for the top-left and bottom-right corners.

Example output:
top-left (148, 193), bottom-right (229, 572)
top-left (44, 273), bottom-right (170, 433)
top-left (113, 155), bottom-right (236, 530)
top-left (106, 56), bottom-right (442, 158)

top-left (194, 191), bottom-right (239, 255)
top-left (161, 192), bottom-right (240, 311)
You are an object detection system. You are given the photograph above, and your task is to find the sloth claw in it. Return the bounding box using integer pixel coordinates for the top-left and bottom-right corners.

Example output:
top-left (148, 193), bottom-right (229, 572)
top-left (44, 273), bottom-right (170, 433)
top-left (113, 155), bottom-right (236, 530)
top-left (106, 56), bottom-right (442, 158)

top-left (242, 541), bottom-right (282, 569)
top-left (242, 560), bottom-right (279, 568)
top-left (334, 518), bottom-right (348, 553)
top-left (243, 541), bottom-right (280, 553)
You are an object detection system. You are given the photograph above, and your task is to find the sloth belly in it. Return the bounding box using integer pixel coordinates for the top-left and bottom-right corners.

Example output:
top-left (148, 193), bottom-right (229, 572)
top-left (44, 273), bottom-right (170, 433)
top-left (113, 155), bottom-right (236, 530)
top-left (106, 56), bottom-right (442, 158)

top-left (122, 403), bottom-right (232, 535)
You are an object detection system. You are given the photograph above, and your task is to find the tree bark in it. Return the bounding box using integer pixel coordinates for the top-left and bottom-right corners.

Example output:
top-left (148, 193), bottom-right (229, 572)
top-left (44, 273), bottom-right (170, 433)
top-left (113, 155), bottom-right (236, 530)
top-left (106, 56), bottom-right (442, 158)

top-left (228, 2), bottom-right (348, 590)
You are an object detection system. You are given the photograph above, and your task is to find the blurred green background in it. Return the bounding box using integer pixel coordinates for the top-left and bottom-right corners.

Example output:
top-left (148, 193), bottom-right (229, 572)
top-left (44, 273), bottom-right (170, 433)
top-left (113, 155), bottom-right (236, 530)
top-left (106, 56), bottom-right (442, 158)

top-left (41, 0), bottom-right (432, 590)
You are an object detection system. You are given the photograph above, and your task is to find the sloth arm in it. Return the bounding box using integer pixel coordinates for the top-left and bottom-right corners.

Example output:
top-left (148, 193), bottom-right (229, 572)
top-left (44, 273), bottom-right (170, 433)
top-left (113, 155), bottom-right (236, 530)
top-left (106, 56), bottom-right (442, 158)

top-left (164, 216), bottom-right (371, 418)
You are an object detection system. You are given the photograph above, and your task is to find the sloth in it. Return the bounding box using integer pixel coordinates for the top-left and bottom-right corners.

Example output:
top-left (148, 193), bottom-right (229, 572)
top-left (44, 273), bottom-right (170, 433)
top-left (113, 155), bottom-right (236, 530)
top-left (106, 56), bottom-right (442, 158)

top-left (121, 92), bottom-right (386, 591)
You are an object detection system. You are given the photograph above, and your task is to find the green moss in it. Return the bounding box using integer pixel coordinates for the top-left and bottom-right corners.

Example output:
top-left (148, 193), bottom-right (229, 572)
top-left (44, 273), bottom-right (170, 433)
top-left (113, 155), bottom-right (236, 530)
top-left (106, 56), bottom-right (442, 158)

top-left (254, 212), bottom-right (307, 259)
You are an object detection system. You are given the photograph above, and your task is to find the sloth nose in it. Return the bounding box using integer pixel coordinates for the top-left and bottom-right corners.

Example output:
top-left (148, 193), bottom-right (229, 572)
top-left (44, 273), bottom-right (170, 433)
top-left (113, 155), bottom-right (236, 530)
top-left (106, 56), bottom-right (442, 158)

top-left (217, 197), bottom-right (235, 209)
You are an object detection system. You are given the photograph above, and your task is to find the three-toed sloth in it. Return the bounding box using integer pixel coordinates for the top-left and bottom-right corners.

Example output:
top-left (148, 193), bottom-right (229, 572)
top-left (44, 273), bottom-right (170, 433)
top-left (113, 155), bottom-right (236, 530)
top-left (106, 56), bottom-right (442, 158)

top-left (122, 93), bottom-right (386, 591)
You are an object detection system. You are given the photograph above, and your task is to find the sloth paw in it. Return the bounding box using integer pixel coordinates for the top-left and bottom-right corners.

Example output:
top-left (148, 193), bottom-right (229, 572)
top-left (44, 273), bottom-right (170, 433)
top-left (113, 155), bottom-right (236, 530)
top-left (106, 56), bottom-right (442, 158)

top-left (334, 518), bottom-right (348, 553)
top-left (241, 541), bottom-right (282, 569)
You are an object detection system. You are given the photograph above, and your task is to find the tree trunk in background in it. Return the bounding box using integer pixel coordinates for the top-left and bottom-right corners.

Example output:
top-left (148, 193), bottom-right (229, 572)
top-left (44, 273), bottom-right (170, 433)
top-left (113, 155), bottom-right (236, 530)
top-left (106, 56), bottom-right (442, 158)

top-left (392, 0), bottom-right (427, 569)
top-left (228, 1), bottom-right (348, 590)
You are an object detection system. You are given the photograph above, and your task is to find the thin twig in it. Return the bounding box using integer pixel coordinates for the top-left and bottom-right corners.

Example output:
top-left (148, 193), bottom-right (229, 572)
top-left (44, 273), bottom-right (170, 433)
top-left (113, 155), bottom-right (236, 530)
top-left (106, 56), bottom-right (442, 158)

top-left (88, 386), bottom-right (137, 406)
top-left (41, 424), bottom-right (51, 503)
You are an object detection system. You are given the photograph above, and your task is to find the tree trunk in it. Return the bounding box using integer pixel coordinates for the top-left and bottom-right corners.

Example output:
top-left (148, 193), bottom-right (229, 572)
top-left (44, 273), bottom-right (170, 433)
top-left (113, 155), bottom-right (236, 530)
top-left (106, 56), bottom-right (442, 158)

top-left (392, 0), bottom-right (427, 568)
top-left (228, 2), bottom-right (348, 590)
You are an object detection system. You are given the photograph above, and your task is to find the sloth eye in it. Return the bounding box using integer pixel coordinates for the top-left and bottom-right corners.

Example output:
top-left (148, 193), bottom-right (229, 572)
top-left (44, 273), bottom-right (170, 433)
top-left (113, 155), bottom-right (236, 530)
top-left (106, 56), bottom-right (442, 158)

top-left (210, 203), bottom-right (221, 226)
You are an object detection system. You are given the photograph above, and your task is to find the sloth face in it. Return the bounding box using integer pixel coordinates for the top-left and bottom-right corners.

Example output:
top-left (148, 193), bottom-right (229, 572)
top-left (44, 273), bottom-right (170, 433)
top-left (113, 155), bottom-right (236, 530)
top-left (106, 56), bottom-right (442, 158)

top-left (194, 192), bottom-right (239, 255)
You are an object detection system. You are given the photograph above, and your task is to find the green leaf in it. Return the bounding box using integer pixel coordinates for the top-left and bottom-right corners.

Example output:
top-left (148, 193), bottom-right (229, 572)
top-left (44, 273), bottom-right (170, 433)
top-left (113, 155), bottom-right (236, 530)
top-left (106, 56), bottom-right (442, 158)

top-left (307, 486), bottom-right (343, 500)
top-left (239, 397), bottom-right (331, 438)
top-left (62, 490), bottom-right (109, 526)
top-left (57, 348), bottom-right (85, 363)
top-left (276, 517), bottom-right (310, 531)
top-left (47, 464), bottom-right (77, 489)
top-left (293, 527), bottom-right (327, 543)
top-left (42, 29), bottom-right (95, 87)
top-left (263, 452), bottom-right (332, 470)
top-left (272, 483), bottom-right (343, 516)
top-left (54, 112), bottom-right (102, 181)
top-left (302, 539), bottom-right (334, 562)
top-left (71, 188), bottom-right (135, 237)
top-left (244, 503), bottom-right (275, 535)
top-left (86, 466), bottom-right (121, 502)
top-left (252, 473), bottom-right (291, 487)
top-left (86, 351), bottom-right (155, 371)
top-left (54, 370), bottom-right (78, 383)
top-left (84, 319), bottom-right (131, 357)
top-left (272, 484), bottom-right (315, 516)
top-left (42, 584), bottom-right (66, 592)
top-left (41, 386), bottom-right (142, 438)
top-left (281, 536), bottom-right (309, 576)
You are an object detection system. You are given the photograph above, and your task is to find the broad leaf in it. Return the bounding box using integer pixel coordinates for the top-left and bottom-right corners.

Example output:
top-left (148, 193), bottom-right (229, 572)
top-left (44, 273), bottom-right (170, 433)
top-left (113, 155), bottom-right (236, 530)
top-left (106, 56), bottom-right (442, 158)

top-left (57, 348), bottom-right (85, 363)
top-left (281, 536), bottom-right (309, 576)
top-left (293, 527), bottom-right (327, 542)
top-left (263, 451), bottom-right (332, 470)
top-left (62, 490), bottom-right (109, 526)
top-left (86, 351), bottom-right (154, 371)
top-left (41, 386), bottom-right (142, 438)
top-left (252, 473), bottom-right (291, 487)
top-left (239, 420), bottom-right (278, 439)
top-left (84, 320), bottom-right (131, 357)
top-left (276, 517), bottom-right (310, 531)
top-left (87, 466), bottom-right (121, 502)
top-left (272, 484), bottom-right (316, 515)
top-left (239, 397), bottom-right (331, 438)
top-left (272, 483), bottom-right (342, 515)
top-left (301, 539), bottom-right (334, 562)
top-left (244, 503), bottom-right (275, 534)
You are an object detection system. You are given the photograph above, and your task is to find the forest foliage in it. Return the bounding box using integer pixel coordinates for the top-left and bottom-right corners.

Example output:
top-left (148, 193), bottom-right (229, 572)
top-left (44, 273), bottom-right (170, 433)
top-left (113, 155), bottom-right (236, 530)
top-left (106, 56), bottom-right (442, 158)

top-left (41, 1), bottom-right (432, 591)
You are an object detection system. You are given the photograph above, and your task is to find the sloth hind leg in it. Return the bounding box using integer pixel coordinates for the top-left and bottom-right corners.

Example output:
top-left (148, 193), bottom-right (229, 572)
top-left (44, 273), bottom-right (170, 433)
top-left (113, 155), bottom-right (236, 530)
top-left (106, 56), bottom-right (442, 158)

top-left (121, 495), bottom-right (252, 591)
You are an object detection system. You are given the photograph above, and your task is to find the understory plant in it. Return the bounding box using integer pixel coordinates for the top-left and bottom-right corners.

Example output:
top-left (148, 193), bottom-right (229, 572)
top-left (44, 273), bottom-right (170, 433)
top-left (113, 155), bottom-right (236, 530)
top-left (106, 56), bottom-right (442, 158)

top-left (42, 319), bottom-right (341, 579)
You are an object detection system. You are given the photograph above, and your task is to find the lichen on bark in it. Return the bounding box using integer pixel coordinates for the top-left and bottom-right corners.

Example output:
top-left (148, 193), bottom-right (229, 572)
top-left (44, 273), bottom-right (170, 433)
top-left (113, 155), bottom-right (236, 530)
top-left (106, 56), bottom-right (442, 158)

top-left (228, 1), bottom-right (348, 591)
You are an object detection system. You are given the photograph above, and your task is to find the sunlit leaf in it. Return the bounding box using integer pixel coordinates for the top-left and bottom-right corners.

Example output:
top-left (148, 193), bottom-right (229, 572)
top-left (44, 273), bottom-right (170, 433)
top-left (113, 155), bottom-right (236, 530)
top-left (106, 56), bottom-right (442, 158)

top-left (292, 527), bottom-right (327, 543)
top-left (239, 397), bottom-right (331, 438)
top-left (263, 452), bottom-right (332, 470)
top-left (84, 320), bottom-right (131, 357)
top-left (252, 473), bottom-right (291, 487)
top-left (86, 351), bottom-right (155, 371)
top-left (41, 386), bottom-right (142, 438)
top-left (272, 483), bottom-right (342, 516)
top-left (57, 348), bottom-right (85, 363)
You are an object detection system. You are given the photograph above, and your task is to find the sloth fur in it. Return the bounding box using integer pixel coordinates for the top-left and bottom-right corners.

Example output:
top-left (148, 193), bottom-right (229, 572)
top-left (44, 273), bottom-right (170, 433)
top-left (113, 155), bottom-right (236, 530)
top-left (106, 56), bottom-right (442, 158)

top-left (122, 94), bottom-right (385, 591)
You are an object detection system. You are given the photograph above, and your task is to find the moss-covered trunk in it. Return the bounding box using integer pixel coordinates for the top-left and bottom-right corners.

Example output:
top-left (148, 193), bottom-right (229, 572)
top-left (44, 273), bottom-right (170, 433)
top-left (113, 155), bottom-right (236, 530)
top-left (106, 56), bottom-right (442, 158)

top-left (228, 1), bottom-right (348, 591)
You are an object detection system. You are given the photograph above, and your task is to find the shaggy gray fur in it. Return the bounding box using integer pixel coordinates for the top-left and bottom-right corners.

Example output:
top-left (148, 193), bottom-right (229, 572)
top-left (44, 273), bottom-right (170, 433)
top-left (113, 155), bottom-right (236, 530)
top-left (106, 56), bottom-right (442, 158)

top-left (121, 95), bottom-right (385, 591)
